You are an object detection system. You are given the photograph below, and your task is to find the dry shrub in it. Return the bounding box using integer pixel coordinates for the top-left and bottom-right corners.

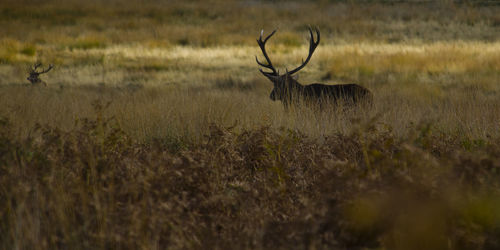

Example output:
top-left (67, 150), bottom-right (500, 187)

top-left (1, 107), bottom-right (500, 249)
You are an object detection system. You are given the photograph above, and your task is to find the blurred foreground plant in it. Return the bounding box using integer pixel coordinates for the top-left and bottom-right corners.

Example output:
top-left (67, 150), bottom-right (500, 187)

top-left (1, 108), bottom-right (500, 249)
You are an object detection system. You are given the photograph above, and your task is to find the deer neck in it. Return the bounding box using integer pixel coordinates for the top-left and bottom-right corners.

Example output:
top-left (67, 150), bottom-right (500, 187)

top-left (286, 77), bottom-right (304, 92)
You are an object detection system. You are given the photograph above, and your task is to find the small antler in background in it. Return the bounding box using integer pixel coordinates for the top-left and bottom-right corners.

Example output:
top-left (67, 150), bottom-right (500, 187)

top-left (27, 63), bottom-right (54, 86)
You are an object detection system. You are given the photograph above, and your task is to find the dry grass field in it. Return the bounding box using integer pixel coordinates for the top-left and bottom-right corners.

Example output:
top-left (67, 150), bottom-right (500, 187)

top-left (1, 0), bottom-right (500, 249)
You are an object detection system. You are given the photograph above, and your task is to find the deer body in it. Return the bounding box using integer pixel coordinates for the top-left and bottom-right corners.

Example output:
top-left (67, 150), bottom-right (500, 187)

top-left (256, 28), bottom-right (372, 109)
top-left (269, 74), bottom-right (372, 108)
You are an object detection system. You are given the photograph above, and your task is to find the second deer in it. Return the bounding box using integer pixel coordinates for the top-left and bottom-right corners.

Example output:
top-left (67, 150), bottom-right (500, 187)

top-left (27, 63), bottom-right (53, 87)
top-left (256, 28), bottom-right (372, 109)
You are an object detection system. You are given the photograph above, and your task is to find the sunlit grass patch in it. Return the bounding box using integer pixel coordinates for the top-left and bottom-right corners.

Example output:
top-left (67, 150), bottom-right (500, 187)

top-left (0, 40), bottom-right (498, 140)
top-left (324, 42), bottom-right (500, 77)
top-left (0, 39), bottom-right (37, 63)
top-left (67, 35), bottom-right (109, 50)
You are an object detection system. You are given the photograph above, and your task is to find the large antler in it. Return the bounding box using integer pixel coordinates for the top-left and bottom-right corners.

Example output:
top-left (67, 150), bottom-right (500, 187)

top-left (287, 27), bottom-right (320, 75)
top-left (38, 64), bottom-right (54, 74)
top-left (256, 29), bottom-right (278, 77)
top-left (30, 63), bottom-right (53, 74)
top-left (31, 63), bottom-right (41, 73)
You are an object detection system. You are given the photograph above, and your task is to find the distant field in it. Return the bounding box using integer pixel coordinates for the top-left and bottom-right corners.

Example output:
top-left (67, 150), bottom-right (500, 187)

top-left (1, 42), bottom-right (499, 141)
top-left (1, 1), bottom-right (500, 249)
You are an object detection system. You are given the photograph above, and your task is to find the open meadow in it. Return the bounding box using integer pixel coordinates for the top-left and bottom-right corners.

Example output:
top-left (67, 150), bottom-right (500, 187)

top-left (1, 0), bottom-right (500, 249)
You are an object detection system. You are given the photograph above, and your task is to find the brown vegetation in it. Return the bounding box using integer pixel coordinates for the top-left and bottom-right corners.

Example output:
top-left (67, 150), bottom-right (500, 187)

top-left (1, 107), bottom-right (500, 249)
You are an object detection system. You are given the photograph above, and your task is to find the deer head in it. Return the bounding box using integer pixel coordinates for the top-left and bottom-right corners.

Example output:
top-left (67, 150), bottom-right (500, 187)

top-left (256, 28), bottom-right (320, 104)
top-left (27, 63), bottom-right (53, 86)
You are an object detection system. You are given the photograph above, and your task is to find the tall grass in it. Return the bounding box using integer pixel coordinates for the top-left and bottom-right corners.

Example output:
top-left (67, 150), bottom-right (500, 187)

top-left (1, 80), bottom-right (499, 143)
top-left (2, 108), bottom-right (500, 249)
top-left (1, 41), bottom-right (499, 142)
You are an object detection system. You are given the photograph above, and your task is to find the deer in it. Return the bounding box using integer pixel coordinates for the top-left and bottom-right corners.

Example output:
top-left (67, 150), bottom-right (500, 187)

top-left (256, 28), bottom-right (372, 110)
top-left (27, 63), bottom-right (53, 86)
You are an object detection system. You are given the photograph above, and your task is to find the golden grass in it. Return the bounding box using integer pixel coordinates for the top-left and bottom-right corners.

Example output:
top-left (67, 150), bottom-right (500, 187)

top-left (1, 41), bottom-right (499, 142)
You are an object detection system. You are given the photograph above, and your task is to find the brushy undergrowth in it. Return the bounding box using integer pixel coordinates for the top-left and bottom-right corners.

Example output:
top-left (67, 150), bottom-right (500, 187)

top-left (1, 105), bottom-right (500, 250)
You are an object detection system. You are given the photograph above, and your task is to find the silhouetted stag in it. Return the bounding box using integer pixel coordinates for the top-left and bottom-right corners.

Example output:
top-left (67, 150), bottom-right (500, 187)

top-left (256, 28), bottom-right (372, 109)
top-left (27, 63), bottom-right (53, 86)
